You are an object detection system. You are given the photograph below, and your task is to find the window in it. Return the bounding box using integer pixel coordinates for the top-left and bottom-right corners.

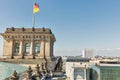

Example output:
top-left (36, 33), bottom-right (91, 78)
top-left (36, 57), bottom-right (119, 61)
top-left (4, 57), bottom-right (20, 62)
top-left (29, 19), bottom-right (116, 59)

top-left (25, 43), bottom-right (30, 53)
top-left (14, 43), bottom-right (20, 53)
top-left (35, 43), bottom-right (40, 54)
top-left (36, 36), bottom-right (38, 38)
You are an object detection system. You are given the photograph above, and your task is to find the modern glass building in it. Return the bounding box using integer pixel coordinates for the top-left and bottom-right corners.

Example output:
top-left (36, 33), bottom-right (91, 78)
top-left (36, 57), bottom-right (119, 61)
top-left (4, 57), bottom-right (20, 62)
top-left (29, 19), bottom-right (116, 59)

top-left (91, 61), bottom-right (120, 80)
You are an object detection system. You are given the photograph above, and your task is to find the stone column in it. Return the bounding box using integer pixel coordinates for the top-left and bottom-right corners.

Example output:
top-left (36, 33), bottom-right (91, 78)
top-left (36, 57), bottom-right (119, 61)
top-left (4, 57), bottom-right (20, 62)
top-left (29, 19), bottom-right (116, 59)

top-left (19, 41), bottom-right (23, 56)
top-left (40, 40), bottom-right (45, 58)
top-left (30, 41), bottom-right (34, 55)
top-left (84, 68), bottom-right (87, 80)
top-left (71, 68), bottom-right (74, 80)
top-left (45, 41), bottom-right (50, 58)
top-left (3, 40), bottom-right (14, 58)
top-left (45, 37), bottom-right (54, 59)
top-left (51, 42), bottom-right (54, 57)
top-left (11, 40), bottom-right (14, 58)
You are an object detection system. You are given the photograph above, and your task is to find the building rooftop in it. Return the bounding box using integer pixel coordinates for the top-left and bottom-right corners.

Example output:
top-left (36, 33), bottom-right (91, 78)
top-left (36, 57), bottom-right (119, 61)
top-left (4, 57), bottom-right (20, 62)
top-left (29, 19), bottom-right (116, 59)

top-left (99, 60), bottom-right (120, 64)
top-left (5, 27), bottom-right (52, 34)
top-left (66, 56), bottom-right (90, 62)
top-left (0, 27), bottom-right (56, 42)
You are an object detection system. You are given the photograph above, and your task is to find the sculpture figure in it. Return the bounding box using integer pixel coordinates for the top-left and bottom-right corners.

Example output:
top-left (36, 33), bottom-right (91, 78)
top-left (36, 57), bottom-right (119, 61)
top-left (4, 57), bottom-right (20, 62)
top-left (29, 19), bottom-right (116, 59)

top-left (26, 66), bottom-right (33, 80)
top-left (33, 64), bottom-right (41, 80)
top-left (9, 70), bottom-right (19, 80)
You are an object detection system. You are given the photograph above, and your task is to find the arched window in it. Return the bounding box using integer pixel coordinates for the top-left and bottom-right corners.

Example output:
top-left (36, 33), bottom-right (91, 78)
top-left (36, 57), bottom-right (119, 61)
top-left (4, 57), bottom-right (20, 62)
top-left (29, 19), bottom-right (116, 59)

top-left (25, 43), bottom-right (30, 53)
top-left (14, 43), bottom-right (20, 53)
top-left (35, 43), bottom-right (40, 54)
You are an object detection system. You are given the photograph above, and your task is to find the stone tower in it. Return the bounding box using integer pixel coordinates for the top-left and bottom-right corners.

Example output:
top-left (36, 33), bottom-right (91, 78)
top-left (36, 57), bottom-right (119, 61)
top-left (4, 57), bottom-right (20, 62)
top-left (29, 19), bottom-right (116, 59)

top-left (0, 27), bottom-right (56, 59)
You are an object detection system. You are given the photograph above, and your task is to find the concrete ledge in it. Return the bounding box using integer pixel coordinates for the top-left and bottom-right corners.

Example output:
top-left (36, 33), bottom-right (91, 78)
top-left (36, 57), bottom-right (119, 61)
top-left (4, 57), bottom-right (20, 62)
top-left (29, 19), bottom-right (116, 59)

top-left (14, 56), bottom-right (23, 59)
top-left (3, 56), bottom-right (13, 59)
top-left (35, 56), bottom-right (40, 59)
top-left (53, 71), bottom-right (65, 77)
top-left (24, 55), bottom-right (34, 59)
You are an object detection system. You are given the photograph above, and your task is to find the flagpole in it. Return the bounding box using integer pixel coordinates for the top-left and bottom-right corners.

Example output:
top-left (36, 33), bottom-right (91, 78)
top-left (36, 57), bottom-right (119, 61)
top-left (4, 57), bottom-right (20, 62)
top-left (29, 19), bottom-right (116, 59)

top-left (32, 13), bottom-right (35, 28)
top-left (32, 0), bottom-right (36, 28)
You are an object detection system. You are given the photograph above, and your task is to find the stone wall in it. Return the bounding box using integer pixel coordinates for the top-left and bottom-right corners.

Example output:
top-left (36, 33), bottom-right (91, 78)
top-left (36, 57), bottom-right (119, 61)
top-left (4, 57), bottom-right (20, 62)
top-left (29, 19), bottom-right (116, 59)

top-left (0, 27), bottom-right (56, 59)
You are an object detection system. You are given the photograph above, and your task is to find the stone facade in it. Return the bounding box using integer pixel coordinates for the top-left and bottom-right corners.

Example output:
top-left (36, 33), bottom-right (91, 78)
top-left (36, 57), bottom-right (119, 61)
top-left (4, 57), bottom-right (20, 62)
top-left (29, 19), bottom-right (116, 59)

top-left (66, 57), bottom-right (90, 80)
top-left (0, 27), bottom-right (55, 60)
top-left (66, 62), bottom-right (90, 80)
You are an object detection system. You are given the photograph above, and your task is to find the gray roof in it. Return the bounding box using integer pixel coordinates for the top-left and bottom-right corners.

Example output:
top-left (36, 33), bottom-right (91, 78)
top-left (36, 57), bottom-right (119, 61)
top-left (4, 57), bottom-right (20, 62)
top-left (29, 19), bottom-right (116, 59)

top-left (66, 56), bottom-right (90, 62)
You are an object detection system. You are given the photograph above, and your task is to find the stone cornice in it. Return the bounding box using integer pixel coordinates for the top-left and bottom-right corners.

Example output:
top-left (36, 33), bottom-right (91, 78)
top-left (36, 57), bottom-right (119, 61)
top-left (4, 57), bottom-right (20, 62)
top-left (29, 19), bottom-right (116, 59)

top-left (5, 27), bottom-right (52, 34)
top-left (1, 27), bottom-right (56, 42)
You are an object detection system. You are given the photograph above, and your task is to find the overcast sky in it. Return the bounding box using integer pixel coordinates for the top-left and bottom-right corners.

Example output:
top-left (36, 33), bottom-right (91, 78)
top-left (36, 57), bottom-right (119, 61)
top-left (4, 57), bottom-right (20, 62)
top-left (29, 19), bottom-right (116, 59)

top-left (0, 0), bottom-right (120, 56)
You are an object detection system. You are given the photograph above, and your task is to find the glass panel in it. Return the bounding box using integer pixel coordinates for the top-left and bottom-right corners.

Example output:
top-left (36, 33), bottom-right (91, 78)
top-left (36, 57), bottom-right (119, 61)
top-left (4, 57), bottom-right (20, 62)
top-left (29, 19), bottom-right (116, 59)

top-left (25, 43), bottom-right (30, 53)
top-left (100, 67), bottom-right (120, 80)
top-left (74, 68), bottom-right (85, 80)
top-left (14, 43), bottom-right (19, 54)
top-left (35, 43), bottom-right (40, 54)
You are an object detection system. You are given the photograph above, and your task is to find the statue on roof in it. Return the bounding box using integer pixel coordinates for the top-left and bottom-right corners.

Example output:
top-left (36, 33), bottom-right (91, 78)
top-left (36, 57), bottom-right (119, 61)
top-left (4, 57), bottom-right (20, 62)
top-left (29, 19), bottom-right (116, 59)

top-left (26, 66), bottom-right (33, 80)
top-left (9, 70), bottom-right (19, 80)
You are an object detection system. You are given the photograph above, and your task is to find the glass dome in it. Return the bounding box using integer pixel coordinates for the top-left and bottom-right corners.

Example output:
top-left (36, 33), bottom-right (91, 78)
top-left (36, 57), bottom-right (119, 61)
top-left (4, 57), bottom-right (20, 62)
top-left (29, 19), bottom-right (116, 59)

top-left (0, 62), bottom-right (27, 80)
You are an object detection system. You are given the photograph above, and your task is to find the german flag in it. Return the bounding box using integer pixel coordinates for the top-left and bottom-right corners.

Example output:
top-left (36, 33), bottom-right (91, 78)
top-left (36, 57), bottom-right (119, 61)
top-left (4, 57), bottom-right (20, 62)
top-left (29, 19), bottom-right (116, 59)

top-left (34, 3), bottom-right (40, 13)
